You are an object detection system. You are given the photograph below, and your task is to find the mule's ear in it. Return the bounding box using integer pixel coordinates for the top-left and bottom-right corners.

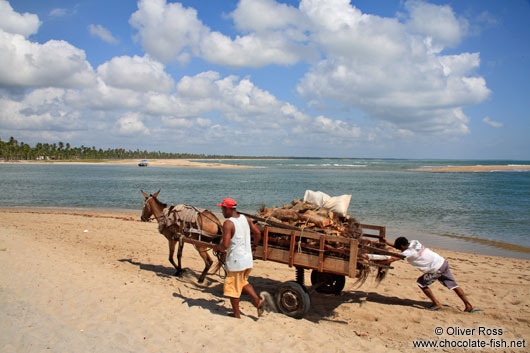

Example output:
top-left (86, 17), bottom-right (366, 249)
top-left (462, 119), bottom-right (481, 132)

top-left (153, 189), bottom-right (160, 198)
top-left (141, 190), bottom-right (149, 199)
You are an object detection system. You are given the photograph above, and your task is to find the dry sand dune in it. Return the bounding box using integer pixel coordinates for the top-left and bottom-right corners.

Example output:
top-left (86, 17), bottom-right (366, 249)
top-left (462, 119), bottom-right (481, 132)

top-left (1, 209), bottom-right (529, 352)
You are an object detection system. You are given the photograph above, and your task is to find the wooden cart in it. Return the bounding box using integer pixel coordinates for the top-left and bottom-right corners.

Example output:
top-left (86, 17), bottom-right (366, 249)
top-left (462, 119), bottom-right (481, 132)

top-left (245, 214), bottom-right (405, 318)
top-left (179, 214), bottom-right (404, 318)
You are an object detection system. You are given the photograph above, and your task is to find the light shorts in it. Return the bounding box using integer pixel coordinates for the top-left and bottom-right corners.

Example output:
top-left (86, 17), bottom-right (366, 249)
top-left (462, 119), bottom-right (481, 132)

top-left (417, 260), bottom-right (458, 290)
top-left (224, 268), bottom-right (252, 298)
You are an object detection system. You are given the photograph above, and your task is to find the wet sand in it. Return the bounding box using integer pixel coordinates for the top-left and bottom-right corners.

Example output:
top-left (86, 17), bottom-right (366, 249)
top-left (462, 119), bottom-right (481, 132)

top-left (1, 208), bottom-right (529, 352)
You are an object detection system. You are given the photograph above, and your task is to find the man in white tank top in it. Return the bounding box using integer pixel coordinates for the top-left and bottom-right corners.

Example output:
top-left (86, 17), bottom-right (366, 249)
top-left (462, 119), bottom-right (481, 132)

top-left (213, 198), bottom-right (263, 318)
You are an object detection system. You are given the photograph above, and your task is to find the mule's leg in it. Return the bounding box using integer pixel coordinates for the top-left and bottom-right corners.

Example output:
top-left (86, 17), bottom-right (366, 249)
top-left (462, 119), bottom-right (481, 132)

top-left (196, 245), bottom-right (213, 283)
top-left (175, 238), bottom-right (185, 276)
top-left (167, 238), bottom-right (182, 276)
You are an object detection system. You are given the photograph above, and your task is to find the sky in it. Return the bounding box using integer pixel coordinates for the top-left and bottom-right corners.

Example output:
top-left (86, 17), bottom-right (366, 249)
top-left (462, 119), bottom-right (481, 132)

top-left (1, 0), bottom-right (529, 159)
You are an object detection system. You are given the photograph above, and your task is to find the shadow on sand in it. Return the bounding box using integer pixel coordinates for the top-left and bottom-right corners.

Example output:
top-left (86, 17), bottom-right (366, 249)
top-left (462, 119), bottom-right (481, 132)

top-left (119, 258), bottom-right (429, 322)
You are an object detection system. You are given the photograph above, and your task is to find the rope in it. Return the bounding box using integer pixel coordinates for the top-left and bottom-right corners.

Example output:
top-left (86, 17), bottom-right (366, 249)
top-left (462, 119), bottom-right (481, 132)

top-left (196, 207), bottom-right (222, 228)
top-left (213, 250), bottom-right (227, 279)
top-left (297, 219), bottom-right (310, 253)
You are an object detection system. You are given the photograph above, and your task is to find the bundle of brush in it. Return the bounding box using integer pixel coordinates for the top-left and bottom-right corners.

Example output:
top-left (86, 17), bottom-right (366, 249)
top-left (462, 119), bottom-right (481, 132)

top-left (258, 198), bottom-right (363, 238)
top-left (257, 198), bottom-right (394, 285)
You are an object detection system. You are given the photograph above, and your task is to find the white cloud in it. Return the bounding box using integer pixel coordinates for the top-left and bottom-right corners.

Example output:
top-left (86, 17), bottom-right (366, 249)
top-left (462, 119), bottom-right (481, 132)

top-left (176, 71), bottom-right (220, 98)
top-left (312, 115), bottom-right (361, 138)
top-left (64, 77), bottom-right (143, 111)
top-left (482, 116), bottom-right (503, 128)
top-left (169, 71), bottom-right (282, 119)
top-left (114, 113), bottom-right (149, 136)
top-left (63, 67), bottom-right (364, 148)
top-left (231, 0), bottom-right (305, 33)
top-left (0, 0), bottom-right (41, 37)
top-left (88, 24), bottom-right (118, 44)
top-left (296, 0), bottom-right (489, 135)
top-left (129, 0), bottom-right (316, 67)
top-left (196, 117), bottom-right (212, 127)
top-left (404, 0), bottom-right (468, 50)
top-left (0, 88), bottom-right (82, 131)
top-left (0, 30), bottom-right (97, 89)
top-left (49, 8), bottom-right (68, 18)
top-left (129, 0), bottom-right (206, 64)
top-left (203, 30), bottom-right (318, 68)
top-left (0, 0), bottom-right (495, 154)
top-left (49, 5), bottom-right (78, 18)
top-left (160, 116), bottom-right (212, 129)
top-left (438, 53), bottom-right (480, 76)
top-left (161, 117), bottom-right (193, 128)
top-left (128, 0), bottom-right (489, 136)
top-left (97, 55), bottom-right (173, 92)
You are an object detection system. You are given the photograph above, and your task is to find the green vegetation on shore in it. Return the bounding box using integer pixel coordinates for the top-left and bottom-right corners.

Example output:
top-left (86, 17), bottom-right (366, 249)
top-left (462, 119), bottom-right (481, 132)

top-left (0, 136), bottom-right (280, 161)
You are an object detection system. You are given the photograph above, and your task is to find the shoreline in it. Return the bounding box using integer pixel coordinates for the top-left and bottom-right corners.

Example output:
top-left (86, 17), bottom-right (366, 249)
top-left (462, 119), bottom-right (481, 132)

top-left (2, 206), bottom-right (528, 260)
top-left (0, 159), bottom-right (252, 169)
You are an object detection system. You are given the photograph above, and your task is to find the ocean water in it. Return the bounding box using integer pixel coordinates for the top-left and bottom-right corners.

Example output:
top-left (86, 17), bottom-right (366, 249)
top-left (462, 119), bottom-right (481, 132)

top-left (1, 159), bottom-right (529, 258)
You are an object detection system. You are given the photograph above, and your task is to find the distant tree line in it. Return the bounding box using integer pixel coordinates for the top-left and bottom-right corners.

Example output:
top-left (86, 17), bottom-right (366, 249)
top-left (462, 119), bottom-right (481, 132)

top-left (0, 136), bottom-right (272, 161)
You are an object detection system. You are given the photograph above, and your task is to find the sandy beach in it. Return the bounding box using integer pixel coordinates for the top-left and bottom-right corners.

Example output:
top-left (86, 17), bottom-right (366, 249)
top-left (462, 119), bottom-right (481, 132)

top-left (1, 208), bottom-right (529, 352)
top-left (417, 165), bottom-right (530, 172)
top-left (0, 159), bottom-right (251, 169)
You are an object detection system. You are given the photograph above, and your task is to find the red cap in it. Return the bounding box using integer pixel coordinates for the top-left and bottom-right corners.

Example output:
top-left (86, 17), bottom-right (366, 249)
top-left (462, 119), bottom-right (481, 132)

top-left (217, 198), bottom-right (237, 208)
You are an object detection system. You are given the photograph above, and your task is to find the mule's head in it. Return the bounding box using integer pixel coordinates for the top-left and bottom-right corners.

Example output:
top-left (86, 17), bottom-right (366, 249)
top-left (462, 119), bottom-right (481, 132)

top-left (140, 189), bottom-right (163, 222)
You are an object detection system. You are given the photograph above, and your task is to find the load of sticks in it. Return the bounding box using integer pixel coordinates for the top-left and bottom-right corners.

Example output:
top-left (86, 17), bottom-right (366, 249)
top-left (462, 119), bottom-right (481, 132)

top-left (258, 198), bottom-right (363, 239)
top-left (254, 194), bottom-right (404, 285)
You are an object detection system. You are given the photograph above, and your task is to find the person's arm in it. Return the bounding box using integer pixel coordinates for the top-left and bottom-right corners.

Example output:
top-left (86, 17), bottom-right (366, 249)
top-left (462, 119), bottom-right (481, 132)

top-left (382, 239), bottom-right (406, 265)
top-left (246, 216), bottom-right (262, 249)
top-left (382, 256), bottom-right (402, 265)
top-left (214, 220), bottom-right (234, 252)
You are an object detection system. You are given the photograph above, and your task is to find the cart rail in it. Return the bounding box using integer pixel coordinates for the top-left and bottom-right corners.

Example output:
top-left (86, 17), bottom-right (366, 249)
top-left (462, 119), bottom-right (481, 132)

top-left (253, 224), bottom-right (359, 277)
top-left (176, 217), bottom-right (403, 278)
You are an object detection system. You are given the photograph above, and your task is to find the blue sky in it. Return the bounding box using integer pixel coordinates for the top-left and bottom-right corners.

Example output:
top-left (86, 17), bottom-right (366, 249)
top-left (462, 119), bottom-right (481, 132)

top-left (1, 0), bottom-right (529, 159)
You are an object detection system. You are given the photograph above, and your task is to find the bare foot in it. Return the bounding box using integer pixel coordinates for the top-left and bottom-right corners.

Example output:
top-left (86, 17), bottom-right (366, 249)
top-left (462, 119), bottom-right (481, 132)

top-left (228, 312), bottom-right (241, 319)
top-left (427, 304), bottom-right (442, 311)
top-left (464, 305), bottom-right (474, 312)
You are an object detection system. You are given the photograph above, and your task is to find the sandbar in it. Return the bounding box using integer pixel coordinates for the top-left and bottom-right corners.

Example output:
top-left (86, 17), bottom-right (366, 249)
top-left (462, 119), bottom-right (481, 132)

top-left (417, 165), bottom-right (530, 172)
top-left (0, 159), bottom-right (251, 169)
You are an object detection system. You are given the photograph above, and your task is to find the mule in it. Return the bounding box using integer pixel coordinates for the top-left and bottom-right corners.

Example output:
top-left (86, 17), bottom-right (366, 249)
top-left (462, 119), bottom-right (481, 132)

top-left (140, 190), bottom-right (224, 283)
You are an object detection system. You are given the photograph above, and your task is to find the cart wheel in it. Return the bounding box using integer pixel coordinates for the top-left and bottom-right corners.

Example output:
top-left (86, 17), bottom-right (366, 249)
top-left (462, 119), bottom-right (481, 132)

top-left (275, 281), bottom-right (310, 319)
top-left (310, 270), bottom-right (346, 295)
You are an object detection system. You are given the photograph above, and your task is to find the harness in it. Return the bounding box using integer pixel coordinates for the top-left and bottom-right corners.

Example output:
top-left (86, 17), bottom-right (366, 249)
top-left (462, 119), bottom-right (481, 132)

top-left (143, 196), bottom-right (225, 277)
top-left (141, 197), bottom-right (156, 222)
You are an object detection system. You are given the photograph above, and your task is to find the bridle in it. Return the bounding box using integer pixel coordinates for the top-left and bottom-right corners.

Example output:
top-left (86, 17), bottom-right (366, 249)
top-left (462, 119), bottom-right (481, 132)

top-left (141, 196), bottom-right (156, 222)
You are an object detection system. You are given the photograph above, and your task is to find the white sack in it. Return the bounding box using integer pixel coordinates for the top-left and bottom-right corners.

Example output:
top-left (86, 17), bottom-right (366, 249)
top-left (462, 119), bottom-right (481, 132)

top-left (322, 194), bottom-right (352, 217)
top-left (303, 190), bottom-right (330, 206)
top-left (303, 190), bottom-right (351, 216)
